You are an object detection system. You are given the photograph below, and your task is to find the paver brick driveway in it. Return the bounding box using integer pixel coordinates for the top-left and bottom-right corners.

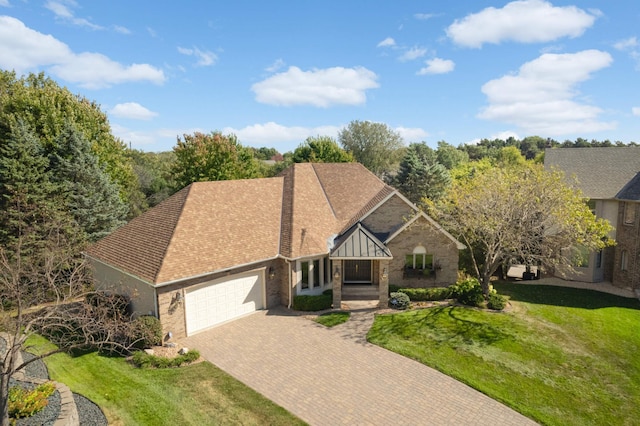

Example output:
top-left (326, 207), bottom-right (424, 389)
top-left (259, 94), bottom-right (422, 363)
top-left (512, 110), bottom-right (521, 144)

top-left (186, 308), bottom-right (537, 426)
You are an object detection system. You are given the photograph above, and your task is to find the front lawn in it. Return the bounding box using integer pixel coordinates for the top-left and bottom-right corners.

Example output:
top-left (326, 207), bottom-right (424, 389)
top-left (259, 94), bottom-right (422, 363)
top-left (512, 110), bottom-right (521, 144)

top-left (31, 336), bottom-right (305, 426)
top-left (368, 282), bottom-right (640, 426)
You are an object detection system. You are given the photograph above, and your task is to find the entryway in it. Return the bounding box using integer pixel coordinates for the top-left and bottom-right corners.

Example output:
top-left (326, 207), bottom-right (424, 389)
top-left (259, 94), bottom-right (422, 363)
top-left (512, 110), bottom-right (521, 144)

top-left (343, 260), bottom-right (372, 284)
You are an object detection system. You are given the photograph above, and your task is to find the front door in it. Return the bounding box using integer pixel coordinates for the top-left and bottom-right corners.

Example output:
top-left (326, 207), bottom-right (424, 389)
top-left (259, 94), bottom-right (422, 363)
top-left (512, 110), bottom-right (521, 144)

top-left (343, 260), bottom-right (372, 284)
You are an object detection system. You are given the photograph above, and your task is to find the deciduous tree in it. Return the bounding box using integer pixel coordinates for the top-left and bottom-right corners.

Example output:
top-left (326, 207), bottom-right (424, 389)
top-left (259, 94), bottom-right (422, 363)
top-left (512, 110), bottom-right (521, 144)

top-left (430, 163), bottom-right (613, 294)
top-left (292, 136), bottom-right (353, 163)
top-left (171, 131), bottom-right (260, 189)
top-left (338, 120), bottom-right (404, 176)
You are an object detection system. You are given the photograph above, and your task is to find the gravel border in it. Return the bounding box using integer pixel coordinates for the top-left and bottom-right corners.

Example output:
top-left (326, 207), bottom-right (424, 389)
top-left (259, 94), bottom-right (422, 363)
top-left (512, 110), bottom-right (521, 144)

top-left (10, 379), bottom-right (61, 426)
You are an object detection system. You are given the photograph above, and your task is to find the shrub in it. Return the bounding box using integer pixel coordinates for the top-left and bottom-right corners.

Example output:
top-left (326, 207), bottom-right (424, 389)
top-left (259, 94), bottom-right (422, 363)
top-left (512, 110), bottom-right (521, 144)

top-left (9, 381), bottom-right (56, 419)
top-left (388, 284), bottom-right (401, 295)
top-left (451, 278), bottom-right (485, 307)
top-left (131, 315), bottom-right (163, 349)
top-left (487, 293), bottom-right (507, 310)
top-left (399, 287), bottom-right (453, 301)
top-left (132, 349), bottom-right (200, 368)
top-left (292, 293), bottom-right (332, 311)
top-left (389, 292), bottom-right (410, 310)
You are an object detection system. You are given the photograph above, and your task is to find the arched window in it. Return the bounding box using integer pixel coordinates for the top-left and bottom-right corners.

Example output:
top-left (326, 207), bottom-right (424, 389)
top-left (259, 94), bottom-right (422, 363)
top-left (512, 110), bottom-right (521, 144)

top-left (405, 245), bottom-right (433, 270)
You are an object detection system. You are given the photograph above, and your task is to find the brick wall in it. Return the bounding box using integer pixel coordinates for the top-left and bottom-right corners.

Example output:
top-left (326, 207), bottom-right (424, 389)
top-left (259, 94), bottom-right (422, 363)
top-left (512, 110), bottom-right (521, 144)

top-left (362, 194), bottom-right (413, 235)
top-left (386, 216), bottom-right (460, 288)
top-left (613, 201), bottom-right (640, 289)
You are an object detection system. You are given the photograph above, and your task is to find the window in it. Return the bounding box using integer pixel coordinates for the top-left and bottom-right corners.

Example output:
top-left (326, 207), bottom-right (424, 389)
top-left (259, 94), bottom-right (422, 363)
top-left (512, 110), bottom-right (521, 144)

top-left (595, 250), bottom-right (602, 269)
top-left (301, 261), bottom-right (309, 289)
top-left (624, 202), bottom-right (636, 225)
top-left (297, 257), bottom-right (330, 293)
top-left (404, 246), bottom-right (434, 277)
top-left (621, 250), bottom-right (628, 271)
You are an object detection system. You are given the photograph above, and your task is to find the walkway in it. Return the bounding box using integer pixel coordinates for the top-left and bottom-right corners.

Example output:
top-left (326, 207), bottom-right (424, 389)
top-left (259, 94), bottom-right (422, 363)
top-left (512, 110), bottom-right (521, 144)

top-left (186, 308), bottom-right (537, 426)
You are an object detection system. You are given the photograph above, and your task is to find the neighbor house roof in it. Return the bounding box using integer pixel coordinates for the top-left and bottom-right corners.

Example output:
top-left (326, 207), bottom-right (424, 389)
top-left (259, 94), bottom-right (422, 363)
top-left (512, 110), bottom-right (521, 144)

top-left (544, 147), bottom-right (640, 199)
top-left (616, 172), bottom-right (640, 201)
top-left (86, 163), bottom-right (402, 285)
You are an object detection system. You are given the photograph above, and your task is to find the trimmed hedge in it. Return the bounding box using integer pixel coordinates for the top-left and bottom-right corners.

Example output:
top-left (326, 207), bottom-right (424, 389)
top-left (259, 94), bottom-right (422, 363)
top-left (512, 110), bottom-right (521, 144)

top-left (397, 287), bottom-right (453, 301)
top-left (389, 292), bottom-right (410, 310)
top-left (132, 349), bottom-right (200, 368)
top-left (292, 290), bottom-right (332, 311)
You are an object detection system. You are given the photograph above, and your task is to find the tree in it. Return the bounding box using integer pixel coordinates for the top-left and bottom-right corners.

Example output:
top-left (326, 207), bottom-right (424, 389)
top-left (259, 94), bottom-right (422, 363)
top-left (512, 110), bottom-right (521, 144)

top-left (430, 163), bottom-right (613, 294)
top-left (0, 71), bottom-right (142, 216)
top-left (394, 142), bottom-right (450, 205)
top-left (0, 120), bottom-right (65, 257)
top-left (50, 123), bottom-right (128, 242)
top-left (0, 228), bottom-right (141, 425)
top-left (128, 150), bottom-right (177, 208)
top-left (171, 131), bottom-right (261, 189)
top-left (435, 141), bottom-right (469, 170)
top-left (338, 120), bottom-right (404, 176)
top-left (292, 136), bottom-right (354, 163)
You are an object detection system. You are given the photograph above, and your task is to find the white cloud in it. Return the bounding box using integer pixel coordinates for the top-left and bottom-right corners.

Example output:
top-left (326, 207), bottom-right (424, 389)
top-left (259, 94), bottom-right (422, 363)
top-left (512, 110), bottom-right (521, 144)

top-left (113, 25), bottom-right (131, 35)
top-left (0, 0), bottom-right (10, 6)
top-left (417, 57), bottom-right (455, 75)
top-left (414, 13), bottom-right (438, 20)
top-left (45, 0), bottom-right (103, 30)
top-left (399, 46), bottom-right (427, 62)
top-left (377, 37), bottom-right (396, 47)
top-left (614, 37), bottom-right (638, 51)
top-left (252, 66), bottom-right (379, 107)
top-left (395, 127), bottom-right (428, 142)
top-left (446, 0), bottom-right (597, 48)
top-left (265, 58), bottom-right (285, 72)
top-left (478, 50), bottom-right (615, 135)
top-left (177, 46), bottom-right (217, 66)
top-left (632, 107), bottom-right (640, 116)
top-left (491, 130), bottom-right (521, 141)
top-left (222, 122), bottom-right (342, 147)
top-left (0, 16), bottom-right (165, 88)
top-left (110, 102), bottom-right (158, 120)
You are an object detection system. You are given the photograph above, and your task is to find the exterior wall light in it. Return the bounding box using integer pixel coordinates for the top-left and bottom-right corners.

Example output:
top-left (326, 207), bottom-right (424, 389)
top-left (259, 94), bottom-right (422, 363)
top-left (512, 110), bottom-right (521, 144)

top-left (382, 267), bottom-right (388, 280)
top-left (333, 267), bottom-right (340, 280)
top-left (268, 266), bottom-right (275, 279)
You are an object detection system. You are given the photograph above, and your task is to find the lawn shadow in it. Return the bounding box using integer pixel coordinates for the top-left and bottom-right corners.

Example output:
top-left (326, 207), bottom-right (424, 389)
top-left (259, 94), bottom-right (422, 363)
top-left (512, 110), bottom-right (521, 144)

top-left (494, 282), bottom-right (640, 310)
top-left (416, 306), bottom-right (511, 348)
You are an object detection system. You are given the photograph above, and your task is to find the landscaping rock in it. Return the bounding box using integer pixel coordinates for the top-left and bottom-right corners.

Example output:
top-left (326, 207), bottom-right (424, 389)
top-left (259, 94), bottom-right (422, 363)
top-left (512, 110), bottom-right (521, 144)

top-left (178, 347), bottom-right (189, 355)
top-left (144, 348), bottom-right (155, 355)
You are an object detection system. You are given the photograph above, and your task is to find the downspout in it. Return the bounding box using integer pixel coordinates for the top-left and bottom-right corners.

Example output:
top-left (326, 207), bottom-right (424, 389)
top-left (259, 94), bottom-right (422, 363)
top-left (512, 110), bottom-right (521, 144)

top-left (286, 259), bottom-right (293, 309)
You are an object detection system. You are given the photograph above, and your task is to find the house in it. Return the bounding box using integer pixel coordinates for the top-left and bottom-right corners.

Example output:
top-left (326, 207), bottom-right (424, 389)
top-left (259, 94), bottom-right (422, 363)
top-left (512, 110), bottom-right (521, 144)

top-left (544, 147), bottom-right (640, 290)
top-left (86, 163), bottom-right (464, 338)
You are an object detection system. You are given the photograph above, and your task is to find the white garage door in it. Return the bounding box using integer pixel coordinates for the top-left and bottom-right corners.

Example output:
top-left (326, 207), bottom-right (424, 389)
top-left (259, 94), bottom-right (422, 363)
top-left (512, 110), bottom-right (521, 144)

top-left (185, 271), bottom-right (264, 335)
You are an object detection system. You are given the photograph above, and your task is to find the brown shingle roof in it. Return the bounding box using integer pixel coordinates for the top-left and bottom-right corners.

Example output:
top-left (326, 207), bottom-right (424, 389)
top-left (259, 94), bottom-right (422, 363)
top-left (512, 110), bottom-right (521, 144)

top-left (86, 178), bottom-right (284, 284)
top-left (88, 163), bottom-right (405, 284)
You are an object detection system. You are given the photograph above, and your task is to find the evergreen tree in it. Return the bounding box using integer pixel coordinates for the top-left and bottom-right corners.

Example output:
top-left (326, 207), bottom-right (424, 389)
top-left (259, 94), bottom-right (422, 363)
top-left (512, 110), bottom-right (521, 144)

top-left (394, 142), bottom-right (451, 206)
top-left (50, 123), bottom-right (128, 242)
top-left (0, 120), bottom-right (61, 257)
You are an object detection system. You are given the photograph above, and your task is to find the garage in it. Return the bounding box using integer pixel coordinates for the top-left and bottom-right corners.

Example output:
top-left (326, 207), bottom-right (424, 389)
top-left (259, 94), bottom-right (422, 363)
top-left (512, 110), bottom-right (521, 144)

top-left (184, 270), bottom-right (264, 335)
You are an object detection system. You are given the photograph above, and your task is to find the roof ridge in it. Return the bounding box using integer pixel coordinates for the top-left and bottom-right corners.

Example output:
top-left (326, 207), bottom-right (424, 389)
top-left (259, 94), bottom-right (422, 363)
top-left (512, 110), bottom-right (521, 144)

top-left (311, 163), bottom-right (338, 220)
top-left (152, 183), bottom-right (194, 283)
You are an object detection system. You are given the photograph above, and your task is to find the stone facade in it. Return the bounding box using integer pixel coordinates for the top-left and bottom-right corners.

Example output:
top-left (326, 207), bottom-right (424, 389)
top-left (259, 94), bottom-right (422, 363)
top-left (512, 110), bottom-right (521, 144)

top-left (613, 201), bottom-right (640, 289)
top-left (386, 216), bottom-right (460, 287)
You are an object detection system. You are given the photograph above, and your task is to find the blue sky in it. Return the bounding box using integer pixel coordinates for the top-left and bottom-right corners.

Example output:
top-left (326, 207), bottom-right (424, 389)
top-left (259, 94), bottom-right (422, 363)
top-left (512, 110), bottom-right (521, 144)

top-left (1, 0), bottom-right (640, 153)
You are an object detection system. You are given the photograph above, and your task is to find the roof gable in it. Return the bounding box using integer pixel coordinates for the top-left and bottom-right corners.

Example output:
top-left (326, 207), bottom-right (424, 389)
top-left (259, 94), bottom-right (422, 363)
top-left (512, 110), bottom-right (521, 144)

top-left (330, 223), bottom-right (392, 259)
top-left (544, 147), bottom-right (640, 199)
top-left (617, 172), bottom-right (640, 201)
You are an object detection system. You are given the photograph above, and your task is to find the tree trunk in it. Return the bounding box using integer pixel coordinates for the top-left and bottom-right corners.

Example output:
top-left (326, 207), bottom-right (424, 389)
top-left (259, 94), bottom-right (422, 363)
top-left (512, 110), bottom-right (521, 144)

top-left (1, 370), bottom-right (10, 426)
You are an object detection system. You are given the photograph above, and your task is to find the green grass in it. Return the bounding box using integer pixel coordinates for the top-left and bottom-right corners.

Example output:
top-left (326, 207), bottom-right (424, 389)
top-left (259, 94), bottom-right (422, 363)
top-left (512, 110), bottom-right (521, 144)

top-left (368, 282), bottom-right (640, 426)
top-left (314, 311), bottom-right (350, 327)
top-left (29, 336), bottom-right (305, 426)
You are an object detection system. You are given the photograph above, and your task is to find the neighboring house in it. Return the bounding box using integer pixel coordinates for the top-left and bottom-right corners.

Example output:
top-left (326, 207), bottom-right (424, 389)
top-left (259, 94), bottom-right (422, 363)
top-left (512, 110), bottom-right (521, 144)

top-left (544, 147), bottom-right (640, 290)
top-left (86, 163), bottom-right (464, 338)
